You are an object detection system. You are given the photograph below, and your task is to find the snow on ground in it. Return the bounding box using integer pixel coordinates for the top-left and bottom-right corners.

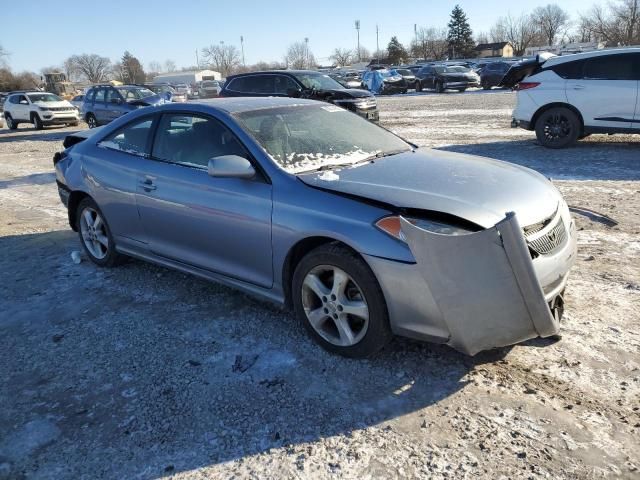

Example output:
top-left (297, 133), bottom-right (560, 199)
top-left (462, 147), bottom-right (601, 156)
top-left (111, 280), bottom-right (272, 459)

top-left (0, 91), bottom-right (638, 479)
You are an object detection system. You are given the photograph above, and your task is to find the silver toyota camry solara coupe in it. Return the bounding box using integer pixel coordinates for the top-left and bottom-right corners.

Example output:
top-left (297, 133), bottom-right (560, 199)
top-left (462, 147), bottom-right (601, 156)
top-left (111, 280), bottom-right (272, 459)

top-left (54, 97), bottom-right (576, 357)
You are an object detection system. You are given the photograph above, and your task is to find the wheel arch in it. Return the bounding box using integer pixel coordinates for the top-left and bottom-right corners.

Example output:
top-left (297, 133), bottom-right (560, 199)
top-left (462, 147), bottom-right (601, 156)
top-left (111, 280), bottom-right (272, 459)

top-left (531, 102), bottom-right (584, 133)
top-left (67, 190), bottom-right (91, 231)
top-left (281, 236), bottom-right (364, 308)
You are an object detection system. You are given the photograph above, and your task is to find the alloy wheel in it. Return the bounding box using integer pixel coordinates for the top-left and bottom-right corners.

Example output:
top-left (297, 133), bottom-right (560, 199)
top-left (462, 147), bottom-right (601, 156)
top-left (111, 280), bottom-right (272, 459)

top-left (79, 207), bottom-right (109, 259)
top-left (301, 265), bottom-right (369, 347)
top-left (87, 115), bottom-right (97, 128)
top-left (542, 113), bottom-right (572, 144)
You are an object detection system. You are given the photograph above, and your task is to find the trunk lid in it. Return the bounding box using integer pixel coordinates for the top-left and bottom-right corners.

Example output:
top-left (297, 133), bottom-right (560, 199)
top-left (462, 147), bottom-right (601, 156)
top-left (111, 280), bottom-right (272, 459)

top-left (499, 53), bottom-right (556, 88)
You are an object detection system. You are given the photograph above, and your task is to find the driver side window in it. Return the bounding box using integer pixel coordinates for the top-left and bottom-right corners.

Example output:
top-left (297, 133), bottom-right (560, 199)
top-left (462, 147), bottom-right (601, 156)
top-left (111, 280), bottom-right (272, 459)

top-left (97, 116), bottom-right (154, 156)
top-left (151, 113), bottom-right (249, 168)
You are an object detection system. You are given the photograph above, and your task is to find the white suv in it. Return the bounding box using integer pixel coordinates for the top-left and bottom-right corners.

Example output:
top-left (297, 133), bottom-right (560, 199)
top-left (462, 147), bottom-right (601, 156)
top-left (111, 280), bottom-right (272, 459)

top-left (506, 48), bottom-right (640, 148)
top-left (3, 91), bottom-right (79, 130)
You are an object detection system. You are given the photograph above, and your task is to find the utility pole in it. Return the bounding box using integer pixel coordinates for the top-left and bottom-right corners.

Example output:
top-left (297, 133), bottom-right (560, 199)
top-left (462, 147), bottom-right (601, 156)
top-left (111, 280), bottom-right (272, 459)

top-left (355, 20), bottom-right (360, 61)
top-left (304, 37), bottom-right (309, 68)
top-left (195, 49), bottom-right (199, 69)
top-left (376, 24), bottom-right (379, 59)
top-left (240, 35), bottom-right (245, 66)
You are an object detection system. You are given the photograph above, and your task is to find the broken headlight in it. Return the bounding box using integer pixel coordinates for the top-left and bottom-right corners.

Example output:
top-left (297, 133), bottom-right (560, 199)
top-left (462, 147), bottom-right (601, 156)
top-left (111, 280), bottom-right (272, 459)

top-left (376, 215), bottom-right (474, 242)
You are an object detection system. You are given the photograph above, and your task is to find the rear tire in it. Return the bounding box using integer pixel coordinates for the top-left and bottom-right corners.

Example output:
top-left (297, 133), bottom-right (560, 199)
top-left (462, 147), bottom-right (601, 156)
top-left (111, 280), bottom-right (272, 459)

top-left (482, 81), bottom-right (491, 90)
top-left (535, 107), bottom-right (580, 149)
top-left (415, 81), bottom-right (423, 92)
top-left (457, 88), bottom-right (467, 92)
top-left (5, 113), bottom-right (17, 130)
top-left (292, 243), bottom-right (392, 358)
top-left (76, 197), bottom-right (124, 267)
top-left (435, 81), bottom-right (444, 93)
top-left (31, 113), bottom-right (43, 130)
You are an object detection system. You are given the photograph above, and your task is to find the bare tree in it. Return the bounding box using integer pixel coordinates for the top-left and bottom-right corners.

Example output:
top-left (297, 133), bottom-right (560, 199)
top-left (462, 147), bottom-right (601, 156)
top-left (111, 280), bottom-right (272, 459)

top-left (476, 31), bottom-right (490, 44)
top-left (201, 44), bottom-right (242, 77)
top-left (284, 41), bottom-right (316, 69)
top-left (489, 21), bottom-right (508, 42)
top-left (330, 48), bottom-right (355, 66)
top-left (532, 4), bottom-right (570, 46)
top-left (582, 0), bottom-right (639, 45)
top-left (356, 46), bottom-right (371, 62)
top-left (0, 44), bottom-right (8, 67)
top-left (148, 61), bottom-right (162, 73)
top-left (164, 59), bottom-right (177, 72)
top-left (410, 27), bottom-right (449, 60)
top-left (492, 14), bottom-right (542, 55)
top-left (68, 54), bottom-right (112, 83)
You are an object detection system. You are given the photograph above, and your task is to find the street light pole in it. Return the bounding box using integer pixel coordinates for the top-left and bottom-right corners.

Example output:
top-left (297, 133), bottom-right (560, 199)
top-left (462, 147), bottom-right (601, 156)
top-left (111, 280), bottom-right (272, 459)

top-left (240, 35), bottom-right (245, 66)
top-left (355, 20), bottom-right (360, 61)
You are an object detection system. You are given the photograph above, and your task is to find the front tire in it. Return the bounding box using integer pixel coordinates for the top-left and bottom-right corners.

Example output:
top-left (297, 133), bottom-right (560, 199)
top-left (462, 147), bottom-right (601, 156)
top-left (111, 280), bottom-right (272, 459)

top-left (535, 107), bottom-right (580, 149)
top-left (292, 244), bottom-right (392, 358)
top-left (435, 81), bottom-right (444, 93)
top-left (76, 197), bottom-right (123, 267)
top-left (86, 113), bottom-right (97, 129)
top-left (415, 81), bottom-right (423, 92)
top-left (31, 113), bottom-right (43, 130)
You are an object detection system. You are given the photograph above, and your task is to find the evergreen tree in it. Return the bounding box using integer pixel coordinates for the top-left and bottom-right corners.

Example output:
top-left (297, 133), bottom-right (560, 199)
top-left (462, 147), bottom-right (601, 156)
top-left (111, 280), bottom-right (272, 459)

top-left (387, 36), bottom-right (408, 64)
top-left (120, 51), bottom-right (146, 84)
top-left (447, 5), bottom-right (475, 58)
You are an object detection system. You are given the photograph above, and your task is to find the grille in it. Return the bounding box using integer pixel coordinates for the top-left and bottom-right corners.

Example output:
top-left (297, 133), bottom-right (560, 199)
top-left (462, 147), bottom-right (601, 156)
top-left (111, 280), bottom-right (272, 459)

top-left (523, 211), bottom-right (567, 255)
top-left (50, 107), bottom-right (75, 112)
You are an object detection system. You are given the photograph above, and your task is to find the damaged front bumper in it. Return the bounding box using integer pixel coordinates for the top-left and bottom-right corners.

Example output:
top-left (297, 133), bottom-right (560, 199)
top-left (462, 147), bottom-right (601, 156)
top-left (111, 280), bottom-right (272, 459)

top-left (365, 211), bottom-right (576, 355)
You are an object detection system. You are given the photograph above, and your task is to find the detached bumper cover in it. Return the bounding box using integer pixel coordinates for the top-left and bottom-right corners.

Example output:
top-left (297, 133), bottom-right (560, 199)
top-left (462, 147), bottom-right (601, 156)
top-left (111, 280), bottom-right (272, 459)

top-left (388, 212), bottom-right (571, 355)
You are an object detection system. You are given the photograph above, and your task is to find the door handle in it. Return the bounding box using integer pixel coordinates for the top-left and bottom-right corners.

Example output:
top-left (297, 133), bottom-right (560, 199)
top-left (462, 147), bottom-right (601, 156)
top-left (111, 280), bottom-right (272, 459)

top-left (139, 179), bottom-right (157, 191)
top-left (572, 85), bottom-right (585, 90)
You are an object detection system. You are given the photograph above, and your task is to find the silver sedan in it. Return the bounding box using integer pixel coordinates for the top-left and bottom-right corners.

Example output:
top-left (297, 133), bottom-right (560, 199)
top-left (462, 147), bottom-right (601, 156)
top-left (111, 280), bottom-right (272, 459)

top-left (54, 97), bottom-right (576, 357)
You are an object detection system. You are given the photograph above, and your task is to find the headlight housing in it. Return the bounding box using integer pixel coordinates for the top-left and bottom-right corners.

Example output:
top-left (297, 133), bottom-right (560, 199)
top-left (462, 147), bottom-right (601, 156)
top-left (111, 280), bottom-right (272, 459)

top-left (376, 215), bottom-right (474, 242)
top-left (39, 106), bottom-right (50, 111)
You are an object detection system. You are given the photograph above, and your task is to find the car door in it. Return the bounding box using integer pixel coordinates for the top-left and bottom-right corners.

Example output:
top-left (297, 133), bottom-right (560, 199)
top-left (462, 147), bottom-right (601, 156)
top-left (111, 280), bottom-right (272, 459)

top-left (92, 88), bottom-right (108, 124)
top-left (565, 53), bottom-right (638, 130)
top-left (13, 95), bottom-right (29, 120)
top-left (89, 115), bottom-right (158, 246)
top-left (135, 112), bottom-right (273, 288)
top-left (105, 87), bottom-right (127, 122)
top-left (423, 67), bottom-right (435, 88)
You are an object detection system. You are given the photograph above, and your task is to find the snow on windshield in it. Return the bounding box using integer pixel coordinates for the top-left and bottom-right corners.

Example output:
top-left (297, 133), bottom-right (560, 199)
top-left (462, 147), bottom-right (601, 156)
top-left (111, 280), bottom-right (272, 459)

top-left (235, 104), bottom-right (410, 174)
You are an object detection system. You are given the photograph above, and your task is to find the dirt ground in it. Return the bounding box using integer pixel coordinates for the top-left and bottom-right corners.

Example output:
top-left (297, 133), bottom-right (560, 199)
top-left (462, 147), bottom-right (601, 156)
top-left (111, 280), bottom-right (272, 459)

top-left (0, 91), bottom-right (638, 479)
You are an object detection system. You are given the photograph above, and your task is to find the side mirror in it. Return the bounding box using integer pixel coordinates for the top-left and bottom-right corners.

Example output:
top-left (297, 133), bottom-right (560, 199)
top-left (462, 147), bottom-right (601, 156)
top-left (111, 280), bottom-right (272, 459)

top-left (110, 98), bottom-right (121, 104)
top-left (286, 87), bottom-right (302, 98)
top-left (208, 155), bottom-right (255, 179)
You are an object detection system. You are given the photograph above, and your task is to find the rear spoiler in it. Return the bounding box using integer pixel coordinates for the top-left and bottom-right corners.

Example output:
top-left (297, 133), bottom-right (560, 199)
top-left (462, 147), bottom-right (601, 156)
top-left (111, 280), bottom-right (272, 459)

top-left (499, 53), bottom-right (557, 88)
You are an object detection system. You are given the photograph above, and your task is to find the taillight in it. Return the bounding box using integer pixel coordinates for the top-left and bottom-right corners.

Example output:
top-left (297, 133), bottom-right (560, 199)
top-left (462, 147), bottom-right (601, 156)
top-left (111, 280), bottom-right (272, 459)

top-left (517, 82), bottom-right (540, 91)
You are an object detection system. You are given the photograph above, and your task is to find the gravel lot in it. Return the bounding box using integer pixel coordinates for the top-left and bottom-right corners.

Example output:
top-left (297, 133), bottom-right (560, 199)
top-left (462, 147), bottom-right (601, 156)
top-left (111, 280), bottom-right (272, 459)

top-left (0, 90), bottom-right (638, 479)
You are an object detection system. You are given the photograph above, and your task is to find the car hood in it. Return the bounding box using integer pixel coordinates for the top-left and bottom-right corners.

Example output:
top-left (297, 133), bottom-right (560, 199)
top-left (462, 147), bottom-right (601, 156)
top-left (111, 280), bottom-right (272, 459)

top-left (321, 88), bottom-right (373, 99)
top-left (298, 149), bottom-right (561, 228)
top-left (34, 100), bottom-right (73, 108)
top-left (127, 94), bottom-right (164, 106)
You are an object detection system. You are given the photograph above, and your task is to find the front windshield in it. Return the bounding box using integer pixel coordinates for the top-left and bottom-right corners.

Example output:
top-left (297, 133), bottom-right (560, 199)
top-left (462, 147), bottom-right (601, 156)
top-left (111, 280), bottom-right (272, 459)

top-left (235, 104), bottom-right (411, 173)
top-left (28, 93), bottom-right (62, 103)
top-left (396, 69), bottom-right (412, 76)
top-left (116, 87), bottom-right (155, 100)
top-left (295, 73), bottom-right (344, 91)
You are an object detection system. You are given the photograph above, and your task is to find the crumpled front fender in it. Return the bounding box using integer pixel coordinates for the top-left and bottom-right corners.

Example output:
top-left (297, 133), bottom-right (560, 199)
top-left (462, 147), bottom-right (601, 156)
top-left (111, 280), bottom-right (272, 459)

top-left (400, 212), bottom-right (559, 355)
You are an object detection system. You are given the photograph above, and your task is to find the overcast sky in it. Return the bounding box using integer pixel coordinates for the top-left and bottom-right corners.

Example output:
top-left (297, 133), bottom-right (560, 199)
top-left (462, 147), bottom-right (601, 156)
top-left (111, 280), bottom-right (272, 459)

top-left (3, 0), bottom-right (599, 72)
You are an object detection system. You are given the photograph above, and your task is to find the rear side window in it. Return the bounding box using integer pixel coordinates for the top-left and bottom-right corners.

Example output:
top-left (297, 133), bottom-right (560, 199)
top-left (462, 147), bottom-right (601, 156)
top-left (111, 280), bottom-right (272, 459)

top-left (583, 54), bottom-right (638, 80)
top-left (98, 116), bottom-right (155, 156)
top-left (548, 60), bottom-right (585, 79)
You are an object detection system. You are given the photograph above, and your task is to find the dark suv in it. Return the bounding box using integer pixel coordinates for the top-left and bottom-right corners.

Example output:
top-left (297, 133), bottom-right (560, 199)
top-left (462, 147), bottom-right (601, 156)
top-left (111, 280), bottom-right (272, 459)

top-left (415, 64), bottom-right (480, 93)
top-left (219, 70), bottom-right (379, 121)
top-left (479, 62), bottom-right (512, 89)
top-left (81, 84), bottom-right (164, 128)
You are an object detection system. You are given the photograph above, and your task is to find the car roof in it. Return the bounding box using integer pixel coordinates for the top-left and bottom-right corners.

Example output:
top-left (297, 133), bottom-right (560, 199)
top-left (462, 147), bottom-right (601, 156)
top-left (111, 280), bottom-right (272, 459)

top-left (178, 96), bottom-right (322, 113)
top-left (544, 47), bottom-right (640, 66)
top-left (227, 70), bottom-right (325, 80)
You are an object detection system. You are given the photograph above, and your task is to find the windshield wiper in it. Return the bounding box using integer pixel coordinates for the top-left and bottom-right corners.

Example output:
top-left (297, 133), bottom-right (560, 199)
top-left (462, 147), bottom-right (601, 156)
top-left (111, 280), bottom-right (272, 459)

top-left (361, 148), bottom-right (413, 162)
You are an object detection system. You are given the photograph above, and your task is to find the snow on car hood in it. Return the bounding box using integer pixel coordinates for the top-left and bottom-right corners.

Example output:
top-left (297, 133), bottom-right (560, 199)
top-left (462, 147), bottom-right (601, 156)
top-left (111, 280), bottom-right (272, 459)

top-left (298, 149), bottom-right (561, 228)
top-left (33, 100), bottom-right (73, 108)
